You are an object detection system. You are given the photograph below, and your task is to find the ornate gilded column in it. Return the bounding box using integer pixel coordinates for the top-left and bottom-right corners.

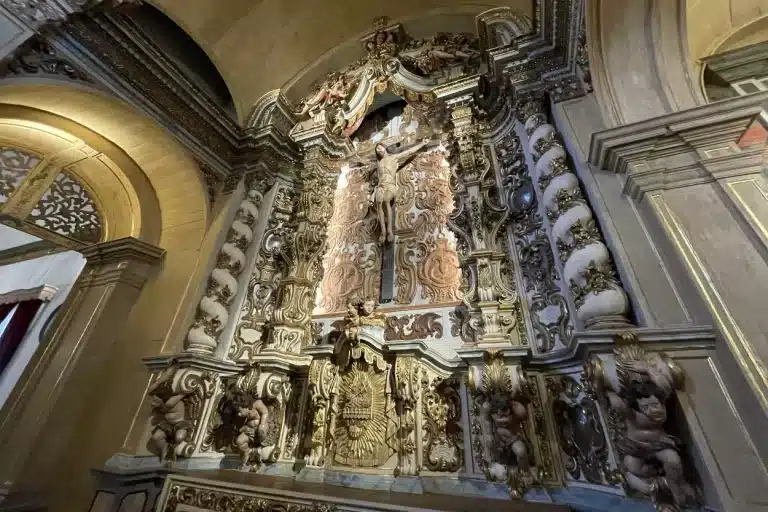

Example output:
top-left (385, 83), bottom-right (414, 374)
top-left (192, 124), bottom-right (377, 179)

top-left (266, 148), bottom-right (337, 353)
top-left (516, 98), bottom-right (632, 330)
top-left (447, 94), bottom-right (525, 346)
top-left (185, 179), bottom-right (264, 355)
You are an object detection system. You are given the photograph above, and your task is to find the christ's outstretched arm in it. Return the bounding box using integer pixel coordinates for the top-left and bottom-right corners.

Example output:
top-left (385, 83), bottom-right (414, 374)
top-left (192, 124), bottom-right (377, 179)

top-left (397, 138), bottom-right (430, 161)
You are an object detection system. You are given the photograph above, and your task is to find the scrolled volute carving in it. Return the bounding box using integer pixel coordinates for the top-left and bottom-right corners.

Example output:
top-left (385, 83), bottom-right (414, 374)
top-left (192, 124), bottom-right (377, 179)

top-left (421, 372), bottom-right (463, 472)
top-left (584, 342), bottom-right (697, 511)
top-left (148, 364), bottom-right (215, 463)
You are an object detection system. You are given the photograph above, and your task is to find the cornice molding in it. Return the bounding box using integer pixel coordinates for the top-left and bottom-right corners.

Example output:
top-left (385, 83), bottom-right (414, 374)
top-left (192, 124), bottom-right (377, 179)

top-left (80, 236), bottom-right (164, 265)
top-left (589, 92), bottom-right (768, 175)
top-left (0, 284), bottom-right (58, 305)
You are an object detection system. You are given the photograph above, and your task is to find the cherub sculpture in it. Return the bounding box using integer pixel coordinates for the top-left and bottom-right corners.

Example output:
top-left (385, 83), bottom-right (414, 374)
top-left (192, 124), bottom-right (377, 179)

top-left (586, 345), bottom-right (697, 509)
top-left (335, 298), bottom-right (387, 368)
top-left (234, 392), bottom-right (270, 470)
top-left (353, 139), bottom-right (431, 243)
top-left (296, 73), bottom-right (350, 120)
top-left (470, 352), bottom-right (537, 497)
top-left (148, 365), bottom-right (201, 464)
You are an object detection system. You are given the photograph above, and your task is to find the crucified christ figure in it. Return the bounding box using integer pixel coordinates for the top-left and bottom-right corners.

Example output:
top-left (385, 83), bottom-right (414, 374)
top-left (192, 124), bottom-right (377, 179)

top-left (355, 138), bottom-right (430, 243)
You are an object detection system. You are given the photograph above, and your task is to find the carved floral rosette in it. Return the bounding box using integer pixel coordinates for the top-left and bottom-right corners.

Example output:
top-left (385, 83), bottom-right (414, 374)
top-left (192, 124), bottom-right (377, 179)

top-left (519, 100), bottom-right (630, 329)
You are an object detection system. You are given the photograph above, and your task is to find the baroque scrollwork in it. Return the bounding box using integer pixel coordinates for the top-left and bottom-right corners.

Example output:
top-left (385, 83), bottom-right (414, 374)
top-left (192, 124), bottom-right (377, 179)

top-left (384, 313), bottom-right (443, 341)
top-left (421, 373), bottom-right (463, 472)
top-left (585, 344), bottom-right (697, 511)
top-left (547, 375), bottom-right (617, 484)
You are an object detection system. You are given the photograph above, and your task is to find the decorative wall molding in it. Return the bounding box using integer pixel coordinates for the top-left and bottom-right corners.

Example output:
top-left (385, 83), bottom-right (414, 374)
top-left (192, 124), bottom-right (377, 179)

top-left (0, 284), bottom-right (57, 304)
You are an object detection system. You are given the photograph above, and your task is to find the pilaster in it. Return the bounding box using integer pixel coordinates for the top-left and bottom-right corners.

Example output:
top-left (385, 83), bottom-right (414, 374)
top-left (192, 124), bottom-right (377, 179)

top-left (0, 237), bottom-right (164, 497)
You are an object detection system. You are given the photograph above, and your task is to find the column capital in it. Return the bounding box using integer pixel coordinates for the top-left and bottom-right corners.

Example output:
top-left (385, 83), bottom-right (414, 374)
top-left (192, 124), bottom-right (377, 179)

top-left (80, 237), bottom-right (165, 266)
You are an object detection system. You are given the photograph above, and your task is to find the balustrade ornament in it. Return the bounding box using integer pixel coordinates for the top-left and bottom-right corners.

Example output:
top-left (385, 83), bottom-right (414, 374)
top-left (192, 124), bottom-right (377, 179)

top-left (186, 184), bottom-right (264, 355)
top-left (517, 98), bottom-right (632, 330)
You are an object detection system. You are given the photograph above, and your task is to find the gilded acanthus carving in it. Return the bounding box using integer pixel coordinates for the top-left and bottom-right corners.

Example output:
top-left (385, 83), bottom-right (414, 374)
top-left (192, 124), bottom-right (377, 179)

top-left (148, 364), bottom-right (216, 463)
top-left (384, 313), bottom-right (443, 341)
top-left (268, 163), bottom-right (338, 352)
top-left (585, 344), bottom-right (697, 511)
top-left (394, 357), bottom-right (420, 476)
top-left (305, 359), bottom-right (339, 467)
top-left (421, 374), bottom-right (463, 472)
top-left (547, 375), bottom-right (617, 485)
top-left (469, 352), bottom-right (537, 498)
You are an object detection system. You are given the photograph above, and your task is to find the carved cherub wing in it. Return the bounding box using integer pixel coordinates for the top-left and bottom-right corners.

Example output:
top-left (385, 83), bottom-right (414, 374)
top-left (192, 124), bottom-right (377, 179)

top-left (182, 382), bottom-right (207, 431)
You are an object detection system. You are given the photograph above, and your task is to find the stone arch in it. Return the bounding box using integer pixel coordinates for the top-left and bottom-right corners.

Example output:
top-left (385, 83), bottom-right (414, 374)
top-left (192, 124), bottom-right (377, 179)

top-left (0, 81), bottom-right (209, 245)
top-left (587, 0), bottom-right (705, 127)
top-left (0, 81), bottom-right (217, 507)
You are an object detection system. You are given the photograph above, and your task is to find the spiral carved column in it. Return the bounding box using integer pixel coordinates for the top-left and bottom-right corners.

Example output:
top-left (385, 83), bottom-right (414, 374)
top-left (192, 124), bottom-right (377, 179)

top-left (517, 99), bottom-right (631, 329)
top-left (185, 185), bottom-right (263, 354)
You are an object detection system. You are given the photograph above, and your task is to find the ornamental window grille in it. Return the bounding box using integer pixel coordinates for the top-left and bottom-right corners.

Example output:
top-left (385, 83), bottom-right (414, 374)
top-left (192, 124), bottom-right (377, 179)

top-left (29, 171), bottom-right (103, 244)
top-left (0, 147), bottom-right (40, 206)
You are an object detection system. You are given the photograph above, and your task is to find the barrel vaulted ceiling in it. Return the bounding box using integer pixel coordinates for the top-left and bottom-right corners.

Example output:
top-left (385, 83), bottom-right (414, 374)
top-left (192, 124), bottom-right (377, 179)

top-left (147, 0), bottom-right (535, 119)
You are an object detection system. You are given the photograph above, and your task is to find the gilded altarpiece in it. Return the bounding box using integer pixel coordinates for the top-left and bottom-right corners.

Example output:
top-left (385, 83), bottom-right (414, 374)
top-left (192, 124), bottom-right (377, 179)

top-left (315, 106), bottom-right (463, 316)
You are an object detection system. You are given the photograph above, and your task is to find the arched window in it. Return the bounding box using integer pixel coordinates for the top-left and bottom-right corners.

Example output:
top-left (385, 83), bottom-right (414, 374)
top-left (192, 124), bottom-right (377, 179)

top-left (0, 145), bottom-right (104, 244)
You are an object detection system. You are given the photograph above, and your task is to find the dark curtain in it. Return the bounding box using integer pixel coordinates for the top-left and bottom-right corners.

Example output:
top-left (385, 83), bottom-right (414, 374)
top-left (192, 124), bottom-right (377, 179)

top-left (0, 299), bottom-right (43, 375)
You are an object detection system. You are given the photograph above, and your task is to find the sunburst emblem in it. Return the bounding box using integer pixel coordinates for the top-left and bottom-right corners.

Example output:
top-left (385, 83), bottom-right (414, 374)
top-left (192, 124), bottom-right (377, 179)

top-left (334, 360), bottom-right (392, 467)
